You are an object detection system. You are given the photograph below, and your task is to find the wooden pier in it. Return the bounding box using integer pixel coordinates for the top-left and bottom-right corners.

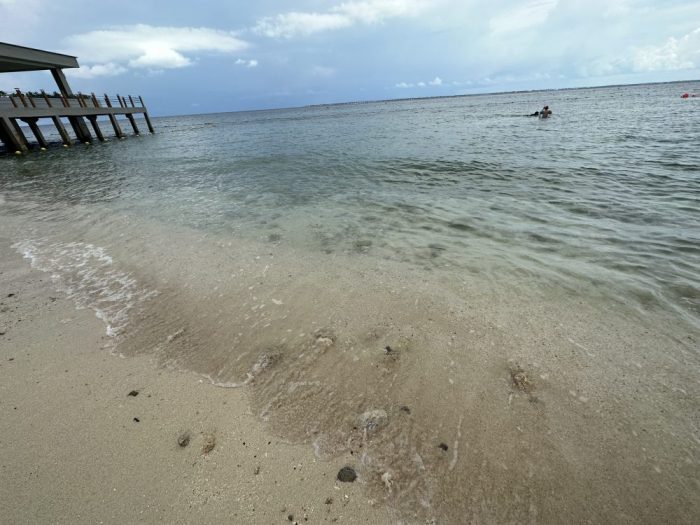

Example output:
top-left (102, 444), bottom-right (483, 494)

top-left (0, 42), bottom-right (154, 154)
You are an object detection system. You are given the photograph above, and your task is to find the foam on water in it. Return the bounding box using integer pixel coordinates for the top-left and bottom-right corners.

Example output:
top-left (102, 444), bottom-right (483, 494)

top-left (13, 239), bottom-right (157, 339)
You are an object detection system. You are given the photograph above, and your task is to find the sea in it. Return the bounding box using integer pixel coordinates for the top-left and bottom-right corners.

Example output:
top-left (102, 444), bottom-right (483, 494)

top-left (1, 82), bottom-right (699, 523)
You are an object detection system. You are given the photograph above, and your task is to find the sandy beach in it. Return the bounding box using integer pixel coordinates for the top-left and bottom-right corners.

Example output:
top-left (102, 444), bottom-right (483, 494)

top-left (0, 242), bottom-right (391, 524)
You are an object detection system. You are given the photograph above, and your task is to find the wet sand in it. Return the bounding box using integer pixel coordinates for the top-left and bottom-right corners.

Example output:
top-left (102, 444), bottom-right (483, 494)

top-left (0, 245), bottom-right (391, 524)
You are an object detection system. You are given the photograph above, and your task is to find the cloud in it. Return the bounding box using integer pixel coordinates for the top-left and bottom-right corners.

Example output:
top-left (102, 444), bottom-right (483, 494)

top-left (489, 0), bottom-right (558, 35)
top-left (69, 62), bottom-right (128, 79)
top-left (63, 24), bottom-right (248, 77)
top-left (581, 27), bottom-right (700, 77)
top-left (631, 27), bottom-right (700, 72)
top-left (235, 58), bottom-right (259, 68)
top-left (0, 0), bottom-right (44, 41)
top-left (253, 0), bottom-right (429, 38)
top-left (396, 75), bottom-right (444, 88)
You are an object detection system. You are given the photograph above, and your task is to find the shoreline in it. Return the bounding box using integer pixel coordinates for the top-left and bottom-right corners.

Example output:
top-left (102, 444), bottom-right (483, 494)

top-left (0, 243), bottom-right (391, 524)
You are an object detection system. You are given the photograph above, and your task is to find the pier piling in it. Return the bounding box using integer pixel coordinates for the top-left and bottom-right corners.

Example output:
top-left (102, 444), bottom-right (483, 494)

top-left (126, 113), bottom-right (140, 135)
top-left (23, 118), bottom-right (48, 148)
top-left (87, 115), bottom-right (105, 142)
top-left (51, 116), bottom-right (72, 146)
top-left (0, 116), bottom-right (28, 153)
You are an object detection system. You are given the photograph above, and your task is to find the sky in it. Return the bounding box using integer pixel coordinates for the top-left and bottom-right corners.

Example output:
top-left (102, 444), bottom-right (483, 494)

top-left (1, 0), bottom-right (699, 116)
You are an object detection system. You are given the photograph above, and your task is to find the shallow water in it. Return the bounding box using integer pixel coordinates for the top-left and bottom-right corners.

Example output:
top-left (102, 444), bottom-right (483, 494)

top-left (1, 82), bottom-right (699, 523)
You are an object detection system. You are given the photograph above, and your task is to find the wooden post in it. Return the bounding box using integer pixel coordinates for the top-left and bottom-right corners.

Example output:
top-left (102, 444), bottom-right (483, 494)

top-left (92, 93), bottom-right (100, 108)
top-left (126, 113), bottom-right (140, 135)
top-left (9, 95), bottom-right (17, 108)
top-left (104, 94), bottom-right (113, 108)
top-left (22, 117), bottom-right (48, 149)
top-left (15, 89), bottom-right (28, 107)
top-left (128, 95), bottom-right (135, 107)
top-left (139, 97), bottom-right (155, 133)
top-left (0, 116), bottom-right (28, 153)
top-left (108, 114), bottom-right (124, 138)
top-left (52, 116), bottom-right (72, 146)
top-left (87, 116), bottom-right (105, 142)
top-left (41, 90), bottom-right (52, 108)
top-left (27, 94), bottom-right (37, 108)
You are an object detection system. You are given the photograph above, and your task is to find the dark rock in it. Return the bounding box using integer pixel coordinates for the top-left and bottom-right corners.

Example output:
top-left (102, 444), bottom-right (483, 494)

top-left (133, 417), bottom-right (140, 422)
top-left (438, 443), bottom-right (449, 451)
top-left (177, 432), bottom-right (190, 447)
top-left (128, 390), bottom-right (139, 397)
top-left (287, 514), bottom-right (294, 522)
top-left (7, 293), bottom-right (15, 298)
top-left (337, 466), bottom-right (357, 482)
top-left (325, 497), bottom-right (333, 505)
top-left (399, 405), bottom-right (411, 414)
top-left (384, 345), bottom-right (393, 353)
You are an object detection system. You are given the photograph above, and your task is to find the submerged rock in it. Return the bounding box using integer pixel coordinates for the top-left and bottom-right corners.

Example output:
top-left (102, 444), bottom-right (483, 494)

top-left (337, 466), bottom-right (357, 482)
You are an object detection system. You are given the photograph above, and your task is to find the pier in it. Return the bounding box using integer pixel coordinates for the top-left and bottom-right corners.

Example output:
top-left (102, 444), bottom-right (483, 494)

top-left (0, 42), bottom-right (154, 154)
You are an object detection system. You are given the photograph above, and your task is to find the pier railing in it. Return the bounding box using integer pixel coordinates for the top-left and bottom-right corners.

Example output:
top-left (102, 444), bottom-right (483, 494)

top-left (0, 88), bottom-right (154, 154)
top-left (0, 90), bottom-right (146, 111)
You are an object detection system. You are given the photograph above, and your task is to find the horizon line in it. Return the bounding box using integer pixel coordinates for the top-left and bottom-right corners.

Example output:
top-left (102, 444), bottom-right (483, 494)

top-left (158, 78), bottom-right (699, 118)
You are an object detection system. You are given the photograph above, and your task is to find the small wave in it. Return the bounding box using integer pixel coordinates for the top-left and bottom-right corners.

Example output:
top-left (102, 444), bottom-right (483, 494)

top-left (13, 239), bottom-right (157, 339)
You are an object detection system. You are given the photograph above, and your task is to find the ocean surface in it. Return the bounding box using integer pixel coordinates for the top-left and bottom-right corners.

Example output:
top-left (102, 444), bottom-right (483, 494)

top-left (1, 82), bottom-right (699, 523)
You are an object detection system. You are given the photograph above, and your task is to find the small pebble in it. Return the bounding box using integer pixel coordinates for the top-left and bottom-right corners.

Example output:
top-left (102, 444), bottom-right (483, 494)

top-left (177, 432), bottom-right (190, 447)
top-left (202, 433), bottom-right (216, 454)
top-left (438, 443), bottom-right (449, 451)
top-left (133, 417), bottom-right (140, 423)
top-left (128, 390), bottom-right (139, 397)
top-left (337, 466), bottom-right (357, 482)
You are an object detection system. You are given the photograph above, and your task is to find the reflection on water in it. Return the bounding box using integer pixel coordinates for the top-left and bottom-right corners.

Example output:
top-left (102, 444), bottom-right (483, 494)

top-left (1, 82), bottom-right (700, 523)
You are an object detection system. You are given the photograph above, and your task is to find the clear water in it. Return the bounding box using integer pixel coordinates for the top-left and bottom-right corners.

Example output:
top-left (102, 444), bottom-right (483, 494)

top-left (1, 82), bottom-right (699, 523)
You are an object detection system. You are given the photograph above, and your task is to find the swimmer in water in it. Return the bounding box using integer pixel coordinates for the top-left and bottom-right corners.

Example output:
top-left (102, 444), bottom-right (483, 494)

top-left (539, 105), bottom-right (552, 118)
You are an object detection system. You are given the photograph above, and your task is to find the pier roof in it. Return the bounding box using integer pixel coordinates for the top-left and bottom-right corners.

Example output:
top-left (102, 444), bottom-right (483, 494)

top-left (0, 42), bottom-right (78, 73)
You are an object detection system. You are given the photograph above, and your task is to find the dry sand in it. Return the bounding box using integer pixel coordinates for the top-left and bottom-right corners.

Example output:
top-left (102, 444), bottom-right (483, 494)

top-left (0, 246), bottom-right (390, 524)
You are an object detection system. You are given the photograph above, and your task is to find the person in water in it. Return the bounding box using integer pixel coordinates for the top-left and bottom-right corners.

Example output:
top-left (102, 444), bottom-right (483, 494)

top-left (539, 105), bottom-right (552, 118)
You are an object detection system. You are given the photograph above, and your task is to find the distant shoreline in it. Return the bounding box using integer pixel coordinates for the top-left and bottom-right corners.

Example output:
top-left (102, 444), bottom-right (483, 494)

top-left (163, 78), bottom-right (700, 118)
